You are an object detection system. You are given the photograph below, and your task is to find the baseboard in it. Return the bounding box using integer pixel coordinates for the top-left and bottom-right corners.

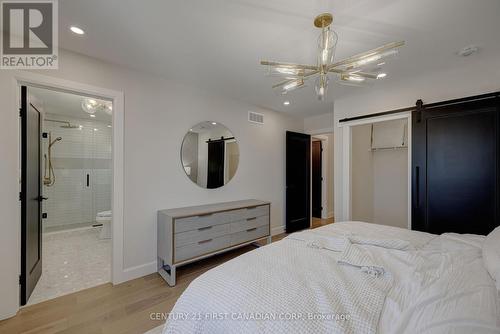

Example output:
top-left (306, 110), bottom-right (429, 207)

top-left (114, 261), bottom-right (157, 284)
top-left (115, 226), bottom-right (287, 284)
top-left (271, 225), bottom-right (285, 236)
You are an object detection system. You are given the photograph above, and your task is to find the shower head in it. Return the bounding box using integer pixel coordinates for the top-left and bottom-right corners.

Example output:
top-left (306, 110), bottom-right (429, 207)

top-left (45, 119), bottom-right (80, 129)
top-left (60, 124), bottom-right (80, 129)
top-left (49, 136), bottom-right (62, 148)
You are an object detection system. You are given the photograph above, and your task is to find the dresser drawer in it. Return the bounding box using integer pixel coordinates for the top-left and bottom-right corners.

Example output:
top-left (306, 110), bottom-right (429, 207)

top-left (175, 223), bottom-right (230, 247)
top-left (230, 215), bottom-right (269, 234)
top-left (174, 211), bottom-right (232, 233)
top-left (175, 235), bottom-right (231, 263)
top-left (229, 205), bottom-right (269, 221)
top-left (230, 225), bottom-right (269, 246)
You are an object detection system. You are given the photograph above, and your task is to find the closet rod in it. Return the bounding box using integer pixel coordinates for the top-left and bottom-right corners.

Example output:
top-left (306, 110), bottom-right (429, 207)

top-left (205, 136), bottom-right (235, 143)
top-left (339, 91), bottom-right (499, 123)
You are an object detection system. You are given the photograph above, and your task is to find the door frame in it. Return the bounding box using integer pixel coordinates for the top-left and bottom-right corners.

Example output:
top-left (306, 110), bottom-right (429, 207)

top-left (311, 136), bottom-right (329, 219)
top-left (12, 71), bottom-right (125, 307)
top-left (338, 112), bottom-right (412, 229)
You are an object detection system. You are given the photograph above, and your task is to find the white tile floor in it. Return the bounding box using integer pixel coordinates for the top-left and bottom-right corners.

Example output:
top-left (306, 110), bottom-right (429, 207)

top-left (27, 227), bottom-right (111, 305)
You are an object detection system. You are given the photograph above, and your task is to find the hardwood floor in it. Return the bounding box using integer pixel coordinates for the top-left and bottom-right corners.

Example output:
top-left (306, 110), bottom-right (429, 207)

top-left (0, 217), bottom-right (334, 334)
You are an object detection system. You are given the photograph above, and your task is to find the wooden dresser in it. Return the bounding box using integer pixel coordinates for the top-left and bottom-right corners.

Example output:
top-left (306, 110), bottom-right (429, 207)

top-left (157, 199), bottom-right (271, 286)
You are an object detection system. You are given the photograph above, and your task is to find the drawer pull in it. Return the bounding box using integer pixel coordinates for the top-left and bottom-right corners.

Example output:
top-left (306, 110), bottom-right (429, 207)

top-left (246, 217), bottom-right (257, 221)
top-left (246, 206), bottom-right (258, 210)
top-left (198, 239), bottom-right (213, 245)
top-left (197, 213), bottom-right (213, 218)
top-left (198, 226), bottom-right (213, 231)
top-left (246, 228), bottom-right (257, 232)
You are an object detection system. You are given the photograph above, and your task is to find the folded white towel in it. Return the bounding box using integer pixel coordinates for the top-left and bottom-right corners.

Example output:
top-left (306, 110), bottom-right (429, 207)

top-left (97, 210), bottom-right (112, 217)
top-left (338, 242), bottom-right (386, 278)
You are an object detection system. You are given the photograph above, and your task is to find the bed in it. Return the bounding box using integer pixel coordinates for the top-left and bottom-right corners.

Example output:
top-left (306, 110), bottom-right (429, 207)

top-left (162, 222), bottom-right (500, 334)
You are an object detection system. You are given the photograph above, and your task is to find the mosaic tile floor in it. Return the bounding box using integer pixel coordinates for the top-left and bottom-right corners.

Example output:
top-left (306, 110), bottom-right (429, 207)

top-left (27, 227), bottom-right (111, 305)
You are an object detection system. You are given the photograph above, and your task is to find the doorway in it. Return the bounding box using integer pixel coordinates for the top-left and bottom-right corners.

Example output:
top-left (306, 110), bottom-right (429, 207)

top-left (20, 85), bottom-right (113, 305)
top-left (310, 132), bottom-right (334, 228)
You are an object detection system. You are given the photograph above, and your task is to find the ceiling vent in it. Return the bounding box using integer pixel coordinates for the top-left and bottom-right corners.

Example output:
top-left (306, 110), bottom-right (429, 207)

top-left (248, 111), bottom-right (264, 125)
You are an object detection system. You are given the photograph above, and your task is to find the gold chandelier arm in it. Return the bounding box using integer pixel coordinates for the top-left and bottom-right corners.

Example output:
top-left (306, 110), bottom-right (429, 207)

top-left (328, 68), bottom-right (378, 79)
top-left (261, 60), bottom-right (318, 71)
top-left (271, 70), bottom-right (319, 89)
top-left (328, 41), bottom-right (405, 70)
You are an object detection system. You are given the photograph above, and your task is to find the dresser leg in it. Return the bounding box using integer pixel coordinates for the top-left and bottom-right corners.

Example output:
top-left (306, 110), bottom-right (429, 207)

top-left (158, 264), bottom-right (176, 286)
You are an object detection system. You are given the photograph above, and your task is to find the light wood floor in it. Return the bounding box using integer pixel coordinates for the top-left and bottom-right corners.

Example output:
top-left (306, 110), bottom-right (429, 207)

top-left (0, 217), bottom-right (334, 334)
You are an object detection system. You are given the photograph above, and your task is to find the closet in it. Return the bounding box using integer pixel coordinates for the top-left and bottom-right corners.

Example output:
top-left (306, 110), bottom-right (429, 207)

top-left (351, 119), bottom-right (408, 228)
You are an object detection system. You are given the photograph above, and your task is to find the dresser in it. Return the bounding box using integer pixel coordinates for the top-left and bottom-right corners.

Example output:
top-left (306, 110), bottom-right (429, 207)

top-left (157, 199), bottom-right (271, 286)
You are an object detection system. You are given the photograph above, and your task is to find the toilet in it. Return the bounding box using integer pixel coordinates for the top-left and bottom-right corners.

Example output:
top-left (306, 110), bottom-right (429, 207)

top-left (96, 210), bottom-right (112, 239)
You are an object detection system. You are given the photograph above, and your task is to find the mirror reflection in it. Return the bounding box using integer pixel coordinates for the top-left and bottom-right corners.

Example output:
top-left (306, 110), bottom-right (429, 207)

top-left (181, 122), bottom-right (239, 189)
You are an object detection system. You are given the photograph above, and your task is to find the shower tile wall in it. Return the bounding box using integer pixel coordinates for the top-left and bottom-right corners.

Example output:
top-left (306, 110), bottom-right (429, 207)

top-left (42, 113), bottom-right (111, 231)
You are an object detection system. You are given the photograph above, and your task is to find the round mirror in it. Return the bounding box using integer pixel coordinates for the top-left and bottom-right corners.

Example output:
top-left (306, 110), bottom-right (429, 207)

top-left (181, 121), bottom-right (239, 189)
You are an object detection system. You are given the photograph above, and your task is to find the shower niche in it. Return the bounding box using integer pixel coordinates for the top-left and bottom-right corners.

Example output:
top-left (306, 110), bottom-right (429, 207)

top-left (42, 114), bottom-right (112, 232)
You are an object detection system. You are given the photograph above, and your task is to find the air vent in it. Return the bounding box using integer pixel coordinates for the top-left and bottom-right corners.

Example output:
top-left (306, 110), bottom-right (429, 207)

top-left (248, 111), bottom-right (264, 125)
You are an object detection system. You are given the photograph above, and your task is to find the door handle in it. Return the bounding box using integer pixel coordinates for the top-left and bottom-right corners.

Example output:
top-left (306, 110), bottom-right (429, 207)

top-left (415, 166), bottom-right (420, 209)
top-left (38, 196), bottom-right (48, 202)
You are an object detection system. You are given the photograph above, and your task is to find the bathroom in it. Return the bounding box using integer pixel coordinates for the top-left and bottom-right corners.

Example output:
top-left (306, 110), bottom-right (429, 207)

top-left (27, 87), bottom-right (113, 305)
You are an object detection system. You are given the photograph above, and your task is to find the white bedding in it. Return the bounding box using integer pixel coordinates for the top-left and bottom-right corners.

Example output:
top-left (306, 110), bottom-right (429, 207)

top-left (163, 222), bottom-right (499, 334)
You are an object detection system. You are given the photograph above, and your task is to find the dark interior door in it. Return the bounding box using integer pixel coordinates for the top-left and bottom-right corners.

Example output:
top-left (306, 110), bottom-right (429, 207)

top-left (286, 131), bottom-right (311, 233)
top-left (412, 97), bottom-right (500, 235)
top-left (21, 86), bottom-right (43, 305)
top-left (207, 141), bottom-right (225, 189)
top-left (312, 140), bottom-right (322, 218)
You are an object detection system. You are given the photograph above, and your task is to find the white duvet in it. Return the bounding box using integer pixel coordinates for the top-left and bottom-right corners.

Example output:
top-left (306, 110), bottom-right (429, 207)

top-left (163, 222), bottom-right (499, 334)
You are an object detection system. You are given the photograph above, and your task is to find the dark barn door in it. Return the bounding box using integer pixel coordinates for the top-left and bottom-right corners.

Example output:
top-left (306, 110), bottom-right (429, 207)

top-left (286, 131), bottom-right (311, 233)
top-left (207, 141), bottom-right (225, 189)
top-left (412, 97), bottom-right (500, 235)
top-left (20, 86), bottom-right (43, 305)
top-left (312, 140), bottom-right (322, 218)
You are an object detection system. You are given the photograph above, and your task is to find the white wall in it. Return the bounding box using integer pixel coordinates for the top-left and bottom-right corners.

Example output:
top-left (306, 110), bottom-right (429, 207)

top-left (0, 50), bottom-right (303, 319)
top-left (304, 112), bottom-right (334, 133)
top-left (334, 61), bottom-right (500, 222)
top-left (351, 124), bottom-right (373, 222)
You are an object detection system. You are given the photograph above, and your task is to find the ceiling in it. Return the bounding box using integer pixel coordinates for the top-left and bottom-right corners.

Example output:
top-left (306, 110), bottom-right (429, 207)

top-left (30, 87), bottom-right (112, 123)
top-left (58, 0), bottom-right (500, 117)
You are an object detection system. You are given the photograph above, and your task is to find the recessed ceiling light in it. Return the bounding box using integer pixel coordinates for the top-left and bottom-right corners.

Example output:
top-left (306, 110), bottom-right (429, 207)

top-left (283, 101), bottom-right (290, 105)
top-left (93, 128), bottom-right (98, 131)
top-left (107, 125), bottom-right (112, 128)
top-left (211, 122), bottom-right (217, 125)
top-left (70, 26), bottom-right (85, 35)
top-left (377, 73), bottom-right (387, 79)
top-left (457, 45), bottom-right (478, 57)
top-left (90, 114), bottom-right (96, 118)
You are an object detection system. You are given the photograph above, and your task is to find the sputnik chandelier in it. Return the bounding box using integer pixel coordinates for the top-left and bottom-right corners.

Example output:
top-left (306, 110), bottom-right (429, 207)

top-left (260, 13), bottom-right (405, 100)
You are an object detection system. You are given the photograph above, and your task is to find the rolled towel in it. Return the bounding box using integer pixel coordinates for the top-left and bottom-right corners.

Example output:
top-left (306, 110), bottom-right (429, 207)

top-left (338, 242), bottom-right (386, 278)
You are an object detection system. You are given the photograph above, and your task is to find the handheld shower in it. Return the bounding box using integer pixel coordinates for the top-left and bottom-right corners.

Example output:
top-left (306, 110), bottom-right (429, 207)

top-left (44, 132), bottom-right (62, 186)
